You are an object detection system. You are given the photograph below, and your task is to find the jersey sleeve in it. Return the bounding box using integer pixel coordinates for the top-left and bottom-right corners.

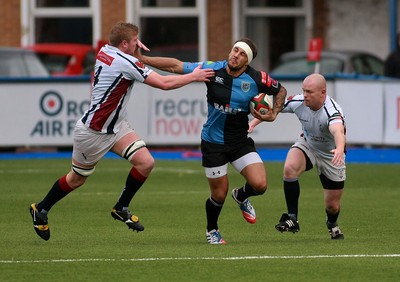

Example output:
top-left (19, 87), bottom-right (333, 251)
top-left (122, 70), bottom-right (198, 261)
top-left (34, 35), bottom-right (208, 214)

top-left (125, 59), bottom-right (153, 82)
top-left (183, 62), bottom-right (204, 74)
top-left (281, 93), bottom-right (304, 113)
top-left (183, 61), bottom-right (225, 73)
top-left (256, 71), bottom-right (281, 96)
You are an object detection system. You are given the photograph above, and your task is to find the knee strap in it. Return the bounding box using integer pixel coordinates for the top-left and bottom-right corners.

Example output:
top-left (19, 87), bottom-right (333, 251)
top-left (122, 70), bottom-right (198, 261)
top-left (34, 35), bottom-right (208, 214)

top-left (122, 139), bottom-right (146, 161)
top-left (72, 164), bottom-right (95, 177)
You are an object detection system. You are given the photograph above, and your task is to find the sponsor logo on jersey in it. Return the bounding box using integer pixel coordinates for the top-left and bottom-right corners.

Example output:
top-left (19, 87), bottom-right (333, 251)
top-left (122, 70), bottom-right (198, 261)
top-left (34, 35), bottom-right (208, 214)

top-left (135, 61), bottom-right (145, 69)
top-left (213, 102), bottom-right (242, 114)
top-left (215, 76), bottom-right (224, 84)
top-left (241, 81), bottom-right (250, 92)
top-left (261, 71), bottom-right (279, 88)
top-left (261, 71), bottom-right (268, 85)
top-left (97, 51), bottom-right (114, 66)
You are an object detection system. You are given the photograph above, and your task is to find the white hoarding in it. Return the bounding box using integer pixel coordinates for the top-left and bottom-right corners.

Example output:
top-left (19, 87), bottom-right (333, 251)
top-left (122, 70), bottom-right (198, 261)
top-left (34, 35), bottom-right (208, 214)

top-left (383, 82), bottom-right (400, 145)
top-left (0, 82), bottom-right (90, 146)
top-left (334, 80), bottom-right (384, 145)
top-left (0, 78), bottom-right (399, 147)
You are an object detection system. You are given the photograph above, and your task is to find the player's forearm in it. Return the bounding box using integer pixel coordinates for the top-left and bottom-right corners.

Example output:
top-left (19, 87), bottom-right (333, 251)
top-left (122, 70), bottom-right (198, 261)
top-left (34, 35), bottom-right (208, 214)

top-left (157, 73), bottom-right (197, 90)
top-left (334, 134), bottom-right (346, 152)
top-left (272, 86), bottom-right (287, 115)
top-left (332, 126), bottom-right (346, 152)
top-left (141, 55), bottom-right (184, 74)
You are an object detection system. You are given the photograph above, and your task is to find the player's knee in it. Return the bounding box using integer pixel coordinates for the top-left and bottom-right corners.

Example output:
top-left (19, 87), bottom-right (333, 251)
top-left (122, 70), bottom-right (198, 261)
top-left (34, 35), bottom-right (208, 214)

top-left (255, 181), bottom-right (267, 193)
top-left (247, 181), bottom-right (267, 194)
top-left (211, 189), bottom-right (228, 202)
top-left (144, 156), bottom-right (155, 173)
top-left (68, 169), bottom-right (89, 188)
top-left (326, 204), bottom-right (340, 215)
top-left (134, 154), bottom-right (155, 177)
top-left (283, 163), bottom-right (303, 179)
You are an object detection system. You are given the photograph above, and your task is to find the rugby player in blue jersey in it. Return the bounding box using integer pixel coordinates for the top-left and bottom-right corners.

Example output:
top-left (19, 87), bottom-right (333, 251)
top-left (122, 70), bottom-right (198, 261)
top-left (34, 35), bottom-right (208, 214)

top-left (136, 38), bottom-right (287, 244)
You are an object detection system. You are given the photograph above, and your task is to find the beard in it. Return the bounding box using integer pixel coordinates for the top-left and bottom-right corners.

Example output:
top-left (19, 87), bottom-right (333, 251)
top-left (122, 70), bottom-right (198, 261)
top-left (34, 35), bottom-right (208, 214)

top-left (227, 63), bottom-right (242, 72)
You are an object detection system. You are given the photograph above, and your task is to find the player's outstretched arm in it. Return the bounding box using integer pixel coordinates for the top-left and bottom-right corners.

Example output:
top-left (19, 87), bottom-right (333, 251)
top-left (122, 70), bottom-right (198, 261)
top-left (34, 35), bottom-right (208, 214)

top-left (134, 44), bottom-right (185, 74)
top-left (142, 55), bottom-right (185, 74)
top-left (144, 65), bottom-right (214, 90)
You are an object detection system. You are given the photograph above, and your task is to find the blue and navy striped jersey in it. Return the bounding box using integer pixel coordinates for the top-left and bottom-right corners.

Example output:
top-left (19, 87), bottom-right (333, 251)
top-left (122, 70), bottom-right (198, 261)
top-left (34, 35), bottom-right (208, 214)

top-left (183, 60), bottom-right (281, 144)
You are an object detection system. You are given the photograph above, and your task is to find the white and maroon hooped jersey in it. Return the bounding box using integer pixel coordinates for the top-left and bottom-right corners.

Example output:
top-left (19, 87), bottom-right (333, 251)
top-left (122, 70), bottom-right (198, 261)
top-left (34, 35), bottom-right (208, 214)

top-left (81, 44), bottom-right (153, 134)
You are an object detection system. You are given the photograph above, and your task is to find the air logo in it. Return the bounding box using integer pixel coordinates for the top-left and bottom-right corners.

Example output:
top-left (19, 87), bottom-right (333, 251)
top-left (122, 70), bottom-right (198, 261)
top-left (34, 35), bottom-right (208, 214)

top-left (30, 91), bottom-right (90, 137)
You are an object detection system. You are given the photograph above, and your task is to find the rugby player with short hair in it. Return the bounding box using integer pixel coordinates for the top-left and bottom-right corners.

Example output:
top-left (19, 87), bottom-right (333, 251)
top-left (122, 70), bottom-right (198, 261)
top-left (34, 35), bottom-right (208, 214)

top-left (250, 73), bottom-right (346, 239)
top-left (136, 38), bottom-right (287, 244)
top-left (29, 21), bottom-right (214, 241)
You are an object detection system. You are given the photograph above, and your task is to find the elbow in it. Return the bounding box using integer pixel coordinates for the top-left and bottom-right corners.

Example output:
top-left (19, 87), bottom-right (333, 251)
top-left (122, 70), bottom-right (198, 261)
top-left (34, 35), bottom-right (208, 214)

top-left (158, 84), bottom-right (171, 90)
top-left (158, 82), bottom-right (177, 90)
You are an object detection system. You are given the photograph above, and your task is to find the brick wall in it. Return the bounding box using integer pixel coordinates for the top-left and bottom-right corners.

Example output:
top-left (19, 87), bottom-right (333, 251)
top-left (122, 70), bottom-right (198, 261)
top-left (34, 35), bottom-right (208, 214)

top-left (101, 0), bottom-right (126, 42)
top-left (0, 0), bottom-right (21, 46)
top-left (207, 0), bottom-right (233, 61)
top-left (313, 0), bottom-right (328, 43)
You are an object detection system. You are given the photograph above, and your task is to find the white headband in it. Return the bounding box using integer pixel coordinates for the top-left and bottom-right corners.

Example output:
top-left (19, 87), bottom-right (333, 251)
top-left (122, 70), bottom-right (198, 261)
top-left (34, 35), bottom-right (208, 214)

top-left (233, 41), bottom-right (253, 64)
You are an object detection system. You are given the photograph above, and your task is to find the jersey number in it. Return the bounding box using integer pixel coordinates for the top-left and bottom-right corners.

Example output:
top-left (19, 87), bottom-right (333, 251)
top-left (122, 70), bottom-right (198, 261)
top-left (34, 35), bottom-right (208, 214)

top-left (93, 66), bottom-right (102, 87)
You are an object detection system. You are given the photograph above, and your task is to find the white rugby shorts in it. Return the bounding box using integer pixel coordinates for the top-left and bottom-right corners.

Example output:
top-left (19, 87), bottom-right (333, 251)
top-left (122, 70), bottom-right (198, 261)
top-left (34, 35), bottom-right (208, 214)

top-left (72, 119), bottom-right (134, 166)
top-left (293, 137), bottom-right (346, 182)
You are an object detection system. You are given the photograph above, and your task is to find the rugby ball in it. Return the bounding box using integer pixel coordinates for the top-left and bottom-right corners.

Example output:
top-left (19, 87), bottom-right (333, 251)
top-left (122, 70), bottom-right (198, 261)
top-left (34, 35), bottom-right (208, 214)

top-left (250, 93), bottom-right (273, 114)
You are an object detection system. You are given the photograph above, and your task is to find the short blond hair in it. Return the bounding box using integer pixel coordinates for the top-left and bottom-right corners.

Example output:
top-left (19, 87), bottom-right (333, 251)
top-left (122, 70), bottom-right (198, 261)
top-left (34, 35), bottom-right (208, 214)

top-left (109, 21), bottom-right (139, 47)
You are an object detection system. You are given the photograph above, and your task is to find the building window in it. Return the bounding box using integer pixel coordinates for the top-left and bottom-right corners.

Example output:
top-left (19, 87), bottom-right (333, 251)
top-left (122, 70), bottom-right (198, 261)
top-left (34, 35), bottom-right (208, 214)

top-left (140, 17), bottom-right (198, 61)
top-left (247, 0), bottom-right (303, 7)
top-left (35, 18), bottom-right (92, 44)
top-left (240, 0), bottom-right (311, 71)
top-left (141, 0), bottom-right (195, 7)
top-left (36, 0), bottom-right (89, 7)
top-left (129, 0), bottom-right (205, 61)
top-left (24, 0), bottom-right (99, 45)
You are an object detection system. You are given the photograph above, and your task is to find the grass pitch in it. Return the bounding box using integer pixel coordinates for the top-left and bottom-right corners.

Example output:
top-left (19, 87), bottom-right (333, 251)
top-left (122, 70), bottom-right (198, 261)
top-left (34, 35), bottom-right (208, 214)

top-left (0, 158), bottom-right (399, 281)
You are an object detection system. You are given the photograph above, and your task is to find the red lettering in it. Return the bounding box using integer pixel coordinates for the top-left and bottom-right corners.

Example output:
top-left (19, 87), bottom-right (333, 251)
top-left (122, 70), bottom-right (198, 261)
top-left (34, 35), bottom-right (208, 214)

top-left (155, 118), bottom-right (203, 136)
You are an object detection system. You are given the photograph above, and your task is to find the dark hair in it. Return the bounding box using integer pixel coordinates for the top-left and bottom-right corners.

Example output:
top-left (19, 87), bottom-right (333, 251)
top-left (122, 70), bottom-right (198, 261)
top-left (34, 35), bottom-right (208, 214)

top-left (109, 21), bottom-right (139, 47)
top-left (234, 38), bottom-right (258, 59)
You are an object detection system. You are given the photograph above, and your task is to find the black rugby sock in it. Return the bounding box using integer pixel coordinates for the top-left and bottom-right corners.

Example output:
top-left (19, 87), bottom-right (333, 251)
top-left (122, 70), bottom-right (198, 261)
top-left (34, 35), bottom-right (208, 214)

top-left (206, 196), bottom-right (224, 231)
top-left (37, 175), bottom-right (72, 212)
top-left (114, 167), bottom-right (147, 211)
top-left (235, 183), bottom-right (261, 202)
top-left (284, 178), bottom-right (300, 219)
top-left (326, 210), bottom-right (340, 227)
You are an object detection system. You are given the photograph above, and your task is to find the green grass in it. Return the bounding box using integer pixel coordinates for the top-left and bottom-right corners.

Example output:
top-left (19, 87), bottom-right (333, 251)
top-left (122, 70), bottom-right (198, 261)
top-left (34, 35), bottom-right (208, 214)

top-left (0, 159), bottom-right (399, 281)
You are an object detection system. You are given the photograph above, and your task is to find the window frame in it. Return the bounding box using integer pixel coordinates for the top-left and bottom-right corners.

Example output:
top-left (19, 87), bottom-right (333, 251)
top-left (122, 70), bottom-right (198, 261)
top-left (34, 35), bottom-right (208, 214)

top-left (232, 0), bottom-right (312, 70)
top-left (21, 0), bottom-right (100, 46)
top-left (126, 1), bottom-right (207, 61)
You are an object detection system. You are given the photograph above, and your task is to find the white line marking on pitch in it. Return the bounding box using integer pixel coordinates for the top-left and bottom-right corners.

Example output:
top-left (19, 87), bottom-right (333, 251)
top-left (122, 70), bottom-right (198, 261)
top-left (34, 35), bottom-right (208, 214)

top-left (1, 254), bottom-right (399, 264)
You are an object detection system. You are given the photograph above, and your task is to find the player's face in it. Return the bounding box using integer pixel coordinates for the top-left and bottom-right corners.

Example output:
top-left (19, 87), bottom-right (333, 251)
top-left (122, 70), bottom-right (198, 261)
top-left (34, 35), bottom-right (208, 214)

top-left (125, 34), bottom-right (139, 56)
top-left (227, 47), bottom-right (248, 72)
top-left (302, 83), bottom-right (325, 110)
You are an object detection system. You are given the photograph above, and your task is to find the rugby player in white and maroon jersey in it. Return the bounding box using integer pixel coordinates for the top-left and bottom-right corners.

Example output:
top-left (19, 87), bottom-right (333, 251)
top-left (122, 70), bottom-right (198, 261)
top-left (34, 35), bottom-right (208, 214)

top-left (29, 21), bottom-right (214, 241)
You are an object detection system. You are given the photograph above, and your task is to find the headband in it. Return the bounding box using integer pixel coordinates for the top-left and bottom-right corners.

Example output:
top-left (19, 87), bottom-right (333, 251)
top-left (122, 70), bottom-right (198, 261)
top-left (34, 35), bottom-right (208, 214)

top-left (233, 41), bottom-right (253, 64)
